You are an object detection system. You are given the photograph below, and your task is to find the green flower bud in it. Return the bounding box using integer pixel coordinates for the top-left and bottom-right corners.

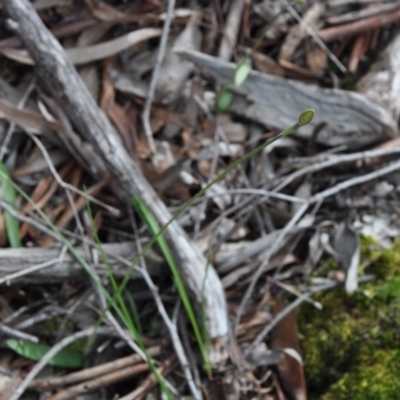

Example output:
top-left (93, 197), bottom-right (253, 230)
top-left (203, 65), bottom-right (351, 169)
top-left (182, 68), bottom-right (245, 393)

top-left (298, 108), bottom-right (315, 126)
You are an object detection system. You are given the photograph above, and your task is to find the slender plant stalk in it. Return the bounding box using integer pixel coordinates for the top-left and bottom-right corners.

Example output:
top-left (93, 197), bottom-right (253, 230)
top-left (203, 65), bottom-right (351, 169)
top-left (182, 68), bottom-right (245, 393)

top-left (116, 110), bottom-right (315, 318)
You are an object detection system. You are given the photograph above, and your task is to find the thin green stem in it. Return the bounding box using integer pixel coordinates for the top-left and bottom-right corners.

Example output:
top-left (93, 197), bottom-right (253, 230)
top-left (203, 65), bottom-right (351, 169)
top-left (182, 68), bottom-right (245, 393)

top-left (115, 122), bottom-right (300, 300)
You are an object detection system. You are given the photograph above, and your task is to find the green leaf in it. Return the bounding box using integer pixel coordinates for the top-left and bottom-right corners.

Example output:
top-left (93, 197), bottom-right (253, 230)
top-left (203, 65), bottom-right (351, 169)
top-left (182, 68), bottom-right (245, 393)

top-left (6, 339), bottom-right (84, 369)
top-left (217, 89), bottom-right (233, 112)
top-left (0, 162), bottom-right (21, 247)
top-left (234, 61), bottom-right (251, 86)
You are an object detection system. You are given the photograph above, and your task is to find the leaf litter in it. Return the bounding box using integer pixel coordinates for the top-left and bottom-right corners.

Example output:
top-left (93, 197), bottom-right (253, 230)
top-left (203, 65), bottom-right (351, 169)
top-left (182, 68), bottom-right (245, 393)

top-left (0, 0), bottom-right (399, 399)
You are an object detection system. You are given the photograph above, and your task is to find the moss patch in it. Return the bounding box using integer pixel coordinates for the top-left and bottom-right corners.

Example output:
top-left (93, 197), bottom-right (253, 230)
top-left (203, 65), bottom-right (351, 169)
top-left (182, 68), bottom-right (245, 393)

top-left (300, 236), bottom-right (400, 399)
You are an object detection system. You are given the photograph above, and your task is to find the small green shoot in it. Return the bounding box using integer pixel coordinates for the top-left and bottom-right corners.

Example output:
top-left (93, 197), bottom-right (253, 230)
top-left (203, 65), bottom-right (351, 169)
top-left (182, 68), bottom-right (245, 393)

top-left (126, 291), bottom-right (143, 336)
top-left (0, 162), bottom-right (21, 247)
top-left (6, 339), bottom-right (83, 368)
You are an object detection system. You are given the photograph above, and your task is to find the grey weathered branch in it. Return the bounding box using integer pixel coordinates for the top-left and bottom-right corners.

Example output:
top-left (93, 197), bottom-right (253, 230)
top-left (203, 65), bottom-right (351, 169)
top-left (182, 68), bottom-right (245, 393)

top-left (179, 48), bottom-right (399, 148)
top-left (0, 242), bottom-right (164, 284)
top-left (1, 0), bottom-right (228, 361)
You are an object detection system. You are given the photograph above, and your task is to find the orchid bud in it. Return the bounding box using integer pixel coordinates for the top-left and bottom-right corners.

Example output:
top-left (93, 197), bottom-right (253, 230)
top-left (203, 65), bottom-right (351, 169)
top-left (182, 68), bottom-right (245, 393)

top-left (298, 109), bottom-right (315, 126)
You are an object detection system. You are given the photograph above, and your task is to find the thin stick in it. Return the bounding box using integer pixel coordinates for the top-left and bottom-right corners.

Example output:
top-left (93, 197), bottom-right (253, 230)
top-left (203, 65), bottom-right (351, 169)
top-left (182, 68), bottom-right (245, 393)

top-left (0, 257), bottom-right (60, 285)
top-left (310, 158), bottom-right (400, 203)
top-left (238, 157), bottom-right (400, 324)
top-left (280, 0), bottom-right (347, 73)
top-left (27, 132), bottom-right (119, 215)
top-left (202, 188), bottom-right (307, 204)
top-left (141, 0), bottom-right (176, 154)
top-left (30, 346), bottom-right (161, 389)
top-left (0, 322), bottom-right (39, 343)
top-left (275, 146), bottom-right (400, 191)
top-left (0, 77), bottom-right (36, 161)
top-left (130, 211), bottom-right (202, 400)
top-left (234, 203), bottom-right (309, 333)
top-left (118, 355), bottom-right (178, 400)
top-left (243, 281), bottom-right (338, 356)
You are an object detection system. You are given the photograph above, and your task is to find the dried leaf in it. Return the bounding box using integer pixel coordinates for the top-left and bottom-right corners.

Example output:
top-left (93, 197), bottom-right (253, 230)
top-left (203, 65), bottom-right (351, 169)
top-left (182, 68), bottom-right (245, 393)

top-left (278, 3), bottom-right (324, 62)
top-left (217, 114), bottom-right (247, 143)
top-left (306, 42), bottom-right (328, 77)
top-left (0, 28), bottom-right (161, 66)
top-left (252, 51), bottom-right (285, 77)
top-left (13, 146), bottom-right (68, 176)
top-left (0, 98), bottom-right (60, 134)
top-left (270, 296), bottom-right (307, 400)
top-left (156, 14), bottom-right (202, 103)
top-left (332, 222), bottom-right (360, 293)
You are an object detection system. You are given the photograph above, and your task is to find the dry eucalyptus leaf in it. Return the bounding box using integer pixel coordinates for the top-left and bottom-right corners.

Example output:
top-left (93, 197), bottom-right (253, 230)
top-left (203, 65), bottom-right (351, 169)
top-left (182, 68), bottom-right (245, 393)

top-left (254, 1), bottom-right (292, 40)
top-left (252, 51), bottom-right (285, 77)
top-left (157, 13), bottom-right (202, 103)
top-left (0, 28), bottom-right (161, 65)
top-left (217, 114), bottom-right (248, 143)
top-left (245, 343), bottom-right (284, 367)
top-left (13, 146), bottom-right (68, 176)
top-left (306, 42), bottom-right (328, 77)
top-left (292, 180), bottom-right (312, 215)
top-left (331, 222), bottom-right (360, 293)
top-left (0, 98), bottom-right (61, 134)
top-left (278, 2), bottom-right (324, 62)
top-left (304, 229), bottom-right (324, 275)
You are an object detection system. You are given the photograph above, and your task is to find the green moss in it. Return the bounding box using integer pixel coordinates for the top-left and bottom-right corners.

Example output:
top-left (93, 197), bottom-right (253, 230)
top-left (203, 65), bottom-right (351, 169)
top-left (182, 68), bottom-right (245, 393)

top-left (322, 349), bottom-right (400, 399)
top-left (300, 236), bottom-right (400, 399)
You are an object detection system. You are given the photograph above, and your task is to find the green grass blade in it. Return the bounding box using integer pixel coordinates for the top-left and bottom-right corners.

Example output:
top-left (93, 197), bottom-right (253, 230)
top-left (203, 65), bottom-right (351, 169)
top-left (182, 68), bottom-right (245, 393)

top-left (126, 291), bottom-right (143, 336)
top-left (0, 162), bottom-right (21, 248)
top-left (132, 196), bottom-right (209, 371)
top-left (84, 198), bottom-right (173, 399)
top-left (0, 172), bottom-right (172, 399)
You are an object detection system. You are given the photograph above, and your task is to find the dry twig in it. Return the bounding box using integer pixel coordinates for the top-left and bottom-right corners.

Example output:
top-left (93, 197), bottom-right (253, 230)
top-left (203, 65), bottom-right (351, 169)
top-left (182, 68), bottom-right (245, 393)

top-left (141, 0), bottom-right (176, 154)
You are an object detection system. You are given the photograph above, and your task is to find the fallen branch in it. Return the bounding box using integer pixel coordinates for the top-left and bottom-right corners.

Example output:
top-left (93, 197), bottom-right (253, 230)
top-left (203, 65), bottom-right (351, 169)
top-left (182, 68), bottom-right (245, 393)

top-left (0, 242), bottom-right (163, 284)
top-left (317, 8), bottom-right (400, 43)
top-left (29, 346), bottom-right (161, 390)
top-left (179, 49), bottom-right (397, 149)
top-left (1, 0), bottom-right (228, 362)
